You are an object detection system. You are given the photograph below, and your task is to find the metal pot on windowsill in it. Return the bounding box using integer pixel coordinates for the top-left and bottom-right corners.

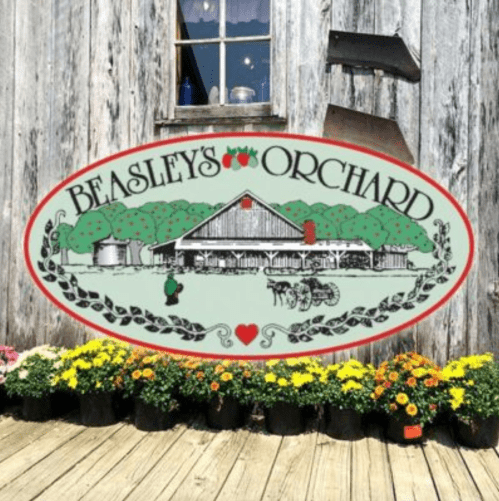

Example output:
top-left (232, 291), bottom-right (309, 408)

top-left (230, 86), bottom-right (256, 104)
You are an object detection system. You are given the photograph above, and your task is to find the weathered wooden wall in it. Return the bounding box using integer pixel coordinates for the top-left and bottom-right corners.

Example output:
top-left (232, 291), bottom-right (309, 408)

top-left (1, 0), bottom-right (498, 365)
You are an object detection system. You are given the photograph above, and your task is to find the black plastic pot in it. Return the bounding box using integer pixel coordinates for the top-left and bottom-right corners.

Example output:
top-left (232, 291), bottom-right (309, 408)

top-left (454, 415), bottom-right (499, 448)
top-left (79, 392), bottom-right (118, 426)
top-left (51, 390), bottom-right (78, 417)
top-left (134, 399), bottom-right (176, 432)
top-left (207, 396), bottom-right (245, 430)
top-left (324, 405), bottom-right (364, 440)
top-left (384, 414), bottom-right (425, 444)
top-left (265, 402), bottom-right (306, 436)
top-left (0, 386), bottom-right (6, 414)
top-left (22, 396), bottom-right (52, 421)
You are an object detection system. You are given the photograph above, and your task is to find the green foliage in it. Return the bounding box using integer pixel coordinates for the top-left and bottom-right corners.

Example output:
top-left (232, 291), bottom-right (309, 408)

top-left (339, 214), bottom-right (388, 250)
top-left (270, 203), bottom-right (281, 211)
top-left (187, 203), bottom-right (215, 219)
top-left (170, 200), bottom-right (190, 211)
top-left (366, 205), bottom-right (401, 225)
top-left (323, 204), bottom-right (359, 226)
top-left (5, 348), bottom-right (63, 398)
top-left (55, 223), bottom-right (74, 249)
top-left (98, 202), bottom-right (127, 221)
top-left (278, 200), bottom-right (311, 222)
top-left (310, 202), bottom-right (329, 214)
top-left (139, 202), bottom-right (175, 228)
top-left (297, 213), bottom-right (338, 239)
top-left (112, 209), bottom-right (156, 244)
top-left (68, 211), bottom-right (112, 253)
top-left (156, 210), bottom-right (203, 242)
top-left (180, 360), bottom-right (255, 405)
top-left (383, 215), bottom-right (434, 252)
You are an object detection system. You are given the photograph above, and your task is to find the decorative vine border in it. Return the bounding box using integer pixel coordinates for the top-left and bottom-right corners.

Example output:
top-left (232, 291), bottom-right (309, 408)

top-left (260, 219), bottom-right (456, 348)
top-left (38, 211), bottom-right (233, 349)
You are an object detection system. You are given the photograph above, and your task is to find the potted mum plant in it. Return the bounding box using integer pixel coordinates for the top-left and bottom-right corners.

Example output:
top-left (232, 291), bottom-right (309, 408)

top-left (121, 348), bottom-right (183, 431)
top-left (442, 353), bottom-right (499, 448)
top-left (249, 357), bottom-right (322, 435)
top-left (0, 345), bottom-right (19, 412)
top-left (180, 359), bottom-right (254, 430)
top-left (5, 346), bottom-right (65, 421)
top-left (373, 352), bottom-right (444, 443)
top-left (319, 359), bottom-right (375, 440)
top-left (52, 338), bottom-right (131, 426)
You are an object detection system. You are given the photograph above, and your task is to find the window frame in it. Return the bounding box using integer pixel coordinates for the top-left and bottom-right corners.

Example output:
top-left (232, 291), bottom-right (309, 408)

top-left (166, 0), bottom-right (287, 124)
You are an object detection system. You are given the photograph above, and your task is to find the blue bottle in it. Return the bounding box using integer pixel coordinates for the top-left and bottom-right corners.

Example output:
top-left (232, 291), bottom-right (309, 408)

top-left (179, 77), bottom-right (195, 105)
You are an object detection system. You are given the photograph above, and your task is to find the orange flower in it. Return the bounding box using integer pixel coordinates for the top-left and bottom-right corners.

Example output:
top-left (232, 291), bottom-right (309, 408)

top-left (210, 381), bottom-right (220, 391)
top-left (214, 365), bottom-right (225, 375)
top-left (196, 371), bottom-right (205, 380)
top-left (406, 377), bottom-right (417, 387)
top-left (374, 385), bottom-right (385, 396)
top-left (406, 403), bottom-right (418, 416)
top-left (383, 381), bottom-right (392, 389)
top-left (114, 376), bottom-right (124, 387)
top-left (143, 368), bottom-right (154, 379)
top-left (370, 392), bottom-right (379, 400)
top-left (132, 370), bottom-right (141, 380)
top-left (221, 372), bottom-right (233, 382)
top-left (243, 370), bottom-right (251, 378)
top-left (389, 403), bottom-right (398, 412)
top-left (396, 393), bottom-right (409, 405)
top-left (424, 378), bottom-right (438, 387)
top-left (403, 362), bottom-right (413, 371)
top-left (388, 372), bottom-right (399, 382)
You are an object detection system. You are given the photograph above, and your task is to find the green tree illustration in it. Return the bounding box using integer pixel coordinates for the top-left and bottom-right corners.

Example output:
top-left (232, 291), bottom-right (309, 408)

top-left (298, 213), bottom-right (338, 240)
top-left (156, 210), bottom-right (204, 243)
top-left (187, 203), bottom-right (216, 219)
top-left (323, 204), bottom-right (359, 227)
top-left (139, 201), bottom-right (175, 227)
top-left (55, 223), bottom-right (74, 265)
top-left (97, 202), bottom-right (127, 221)
top-left (278, 200), bottom-right (311, 223)
top-left (310, 202), bottom-right (329, 214)
top-left (383, 215), bottom-right (434, 253)
top-left (111, 209), bottom-right (156, 265)
top-left (67, 212), bottom-right (112, 254)
top-left (339, 214), bottom-right (389, 250)
top-left (170, 200), bottom-right (190, 211)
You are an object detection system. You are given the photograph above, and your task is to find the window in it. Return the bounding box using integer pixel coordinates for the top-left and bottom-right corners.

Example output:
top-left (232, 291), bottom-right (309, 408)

top-left (167, 0), bottom-right (287, 123)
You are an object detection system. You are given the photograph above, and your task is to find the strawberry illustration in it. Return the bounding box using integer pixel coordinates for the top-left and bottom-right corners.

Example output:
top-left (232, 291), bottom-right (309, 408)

top-left (237, 147), bottom-right (250, 167)
top-left (248, 148), bottom-right (259, 168)
top-left (222, 151), bottom-right (234, 169)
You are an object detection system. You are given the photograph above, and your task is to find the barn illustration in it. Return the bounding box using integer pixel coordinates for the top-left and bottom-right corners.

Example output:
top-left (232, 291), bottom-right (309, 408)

top-left (149, 191), bottom-right (410, 270)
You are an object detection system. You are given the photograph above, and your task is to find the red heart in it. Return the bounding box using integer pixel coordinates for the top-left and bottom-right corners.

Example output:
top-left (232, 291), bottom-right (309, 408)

top-left (235, 324), bottom-right (259, 345)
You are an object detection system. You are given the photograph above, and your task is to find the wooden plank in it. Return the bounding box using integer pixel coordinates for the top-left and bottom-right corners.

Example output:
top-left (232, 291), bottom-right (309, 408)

top-left (262, 432), bottom-right (318, 501)
top-left (80, 424), bottom-right (186, 501)
top-left (46, 0), bottom-right (91, 347)
top-left (216, 432), bottom-right (282, 501)
top-left (473, 0), bottom-right (499, 356)
top-left (387, 440), bottom-right (439, 501)
top-left (0, 421), bottom-right (85, 489)
top-left (422, 427), bottom-right (481, 501)
top-left (0, 419), bottom-right (58, 462)
top-left (369, 0), bottom-right (421, 366)
top-left (0, 423), bottom-right (123, 501)
top-left (30, 424), bottom-right (144, 501)
top-left (271, 0), bottom-right (287, 119)
top-left (7, 0), bottom-right (53, 349)
top-left (89, 0), bottom-right (131, 160)
top-left (125, 426), bottom-right (215, 501)
top-left (0, 0), bottom-right (15, 346)
top-left (164, 429), bottom-right (250, 501)
top-left (417, 0), bottom-right (472, 365)
top-left (351, 425), bottom-right (394, 501)
top-left (459, 445), bottom-right (499, 500)
top-left (130, 0), bottom-right (170, 145)
top-left (306, 433), bottom-right (350, 501)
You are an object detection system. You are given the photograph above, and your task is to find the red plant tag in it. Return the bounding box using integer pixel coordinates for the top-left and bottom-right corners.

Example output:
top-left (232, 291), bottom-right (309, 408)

top-left (404, 424), bottom-right (422, 439)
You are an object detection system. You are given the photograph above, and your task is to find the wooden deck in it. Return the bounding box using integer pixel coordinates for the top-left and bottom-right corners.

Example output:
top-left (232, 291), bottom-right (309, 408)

top-left (0, 412), bottom-right (498, 501)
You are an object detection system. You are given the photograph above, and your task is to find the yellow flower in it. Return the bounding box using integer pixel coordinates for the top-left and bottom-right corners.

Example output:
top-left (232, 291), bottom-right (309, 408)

top-left (396, 393), bottom-right (409, 405)
top-left (341, 380), bottom-right (363, 393)
top-left (266, 359), bottom-right (279, 367)
top-left (143, 356), bottom-right (152, 364)
top-left (95, 381), bottom-right (102, 389)
top-left (442, 362), bottom-right (465, 381)
top-left (449, 386), bottom-right (465, 410)
top-left (50, 376), bottom-right (60, 387)
top-left (412, 368), bottom-right (427, 378)
top-left (68, 377), bottom-right (78, 389)
top-left (265, 373), bottom-right (277, 383)
top-left (277, 378), bottom-right (289, 387)
top-left (291, 372), bottom-right (313, 388)
top-left (143, 368), bottom-right (154, 379)
top-left (93, 358), bottom-right (104, 368)
top-left (221, 372), bottom-right (233, 382)
top-left (112, 356), bottom-right (124, 365)
top-left (406, 404), bottom-right (418, 416)
top-left (467, 379), bottom-right (475, 386)
top-left (132, 370), bottom-right (142, 380)
top-left (286, 358), bottom-right (300, 367)
top-left (214, 365), bottom-right (225, 374)
top-left (222, 359), bottom-right (232, 367)
top-left (62, 368), bottom-right (77, 380)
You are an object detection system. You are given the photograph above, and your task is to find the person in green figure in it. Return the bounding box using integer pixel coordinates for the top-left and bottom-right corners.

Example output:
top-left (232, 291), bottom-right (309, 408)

top-left (164, 273), bottom-right (184, 306)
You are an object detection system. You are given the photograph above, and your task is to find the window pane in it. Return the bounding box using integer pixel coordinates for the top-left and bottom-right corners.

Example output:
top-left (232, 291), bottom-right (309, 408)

top-left (226, 41), bottom-right (270, 103)
top-left (178, 0), bottom-right (220, 40)
top-left (226, 0), bottom-right (270, 37)
top-left (177, 44), bottom-right (220, 105)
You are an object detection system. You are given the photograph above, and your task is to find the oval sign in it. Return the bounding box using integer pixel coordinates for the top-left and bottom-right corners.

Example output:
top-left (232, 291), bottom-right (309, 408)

top-left (24, 133), bottom-right (474, 359)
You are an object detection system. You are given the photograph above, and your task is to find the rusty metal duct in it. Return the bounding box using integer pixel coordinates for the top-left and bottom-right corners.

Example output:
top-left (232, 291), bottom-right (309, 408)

top-left (327, 31), bottom-right (421, 82)
top-left (323, 105), bottom-right (415, 165)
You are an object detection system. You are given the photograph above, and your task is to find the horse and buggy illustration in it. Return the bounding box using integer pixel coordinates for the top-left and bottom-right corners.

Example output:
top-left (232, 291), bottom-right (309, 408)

top-left (267, 278), bottom-right (340, 311)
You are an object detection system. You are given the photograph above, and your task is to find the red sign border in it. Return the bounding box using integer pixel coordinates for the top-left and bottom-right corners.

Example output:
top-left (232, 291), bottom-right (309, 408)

top-left (23, 132), bottom-right (475, 360)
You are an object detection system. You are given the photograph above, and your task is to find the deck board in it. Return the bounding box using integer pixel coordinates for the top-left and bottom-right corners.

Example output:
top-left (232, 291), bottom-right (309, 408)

top-left (0, 419), bottom-right (497, 501)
